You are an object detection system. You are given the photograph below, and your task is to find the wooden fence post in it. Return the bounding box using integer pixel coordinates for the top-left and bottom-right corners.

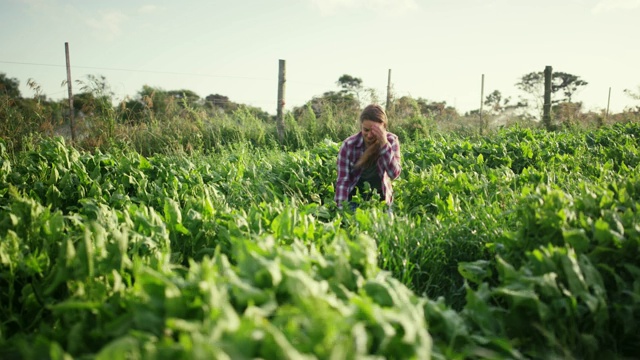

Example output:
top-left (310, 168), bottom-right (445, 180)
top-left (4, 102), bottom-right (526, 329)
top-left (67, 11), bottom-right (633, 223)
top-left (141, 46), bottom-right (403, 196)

top-left (605, 87), bottom-right (611, 125)
top-left (480, 74), bottom-right (485, 135)
top-left (65, 42), bottom-right (76, 142)
top-left (386, 69), bottom-right (393, 114)
top-left (543, 65), bottom-right (552, 130)
top-left (276, 59), bottom-right (286, 143)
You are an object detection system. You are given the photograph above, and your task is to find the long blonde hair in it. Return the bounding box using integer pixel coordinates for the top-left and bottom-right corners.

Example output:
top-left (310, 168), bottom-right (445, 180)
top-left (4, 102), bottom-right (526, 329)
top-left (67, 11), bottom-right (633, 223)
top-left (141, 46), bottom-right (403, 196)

top-left (355, 104), bottom-right (388, 169)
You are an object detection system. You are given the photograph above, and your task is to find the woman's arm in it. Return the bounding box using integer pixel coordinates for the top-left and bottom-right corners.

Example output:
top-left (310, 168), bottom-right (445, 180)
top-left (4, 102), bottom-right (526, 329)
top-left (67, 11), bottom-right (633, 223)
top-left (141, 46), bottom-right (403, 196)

top-left (378, 134), bottom-right (401, 180)
top-left (335, 143), bottom-right (352, 207)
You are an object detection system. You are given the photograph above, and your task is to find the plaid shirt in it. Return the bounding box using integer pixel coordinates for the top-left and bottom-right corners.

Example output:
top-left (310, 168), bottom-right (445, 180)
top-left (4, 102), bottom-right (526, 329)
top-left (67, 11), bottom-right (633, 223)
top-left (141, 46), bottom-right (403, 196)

top-left (335, 132), bottom-right (401, 207)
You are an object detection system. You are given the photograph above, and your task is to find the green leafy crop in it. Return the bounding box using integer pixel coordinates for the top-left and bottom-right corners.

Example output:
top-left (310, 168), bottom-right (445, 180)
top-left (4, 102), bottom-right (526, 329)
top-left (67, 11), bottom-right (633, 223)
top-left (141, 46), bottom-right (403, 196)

top-left (1, 122), bottom-right (640, 359)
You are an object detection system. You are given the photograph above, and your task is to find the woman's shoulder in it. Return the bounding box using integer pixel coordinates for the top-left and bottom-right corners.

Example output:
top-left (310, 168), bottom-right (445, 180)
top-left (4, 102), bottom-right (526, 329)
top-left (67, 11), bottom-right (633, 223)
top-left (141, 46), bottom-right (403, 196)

top-left (386, 132), bottom-right (400, 142)
top-left (342, 132), bottom-right (363, 147)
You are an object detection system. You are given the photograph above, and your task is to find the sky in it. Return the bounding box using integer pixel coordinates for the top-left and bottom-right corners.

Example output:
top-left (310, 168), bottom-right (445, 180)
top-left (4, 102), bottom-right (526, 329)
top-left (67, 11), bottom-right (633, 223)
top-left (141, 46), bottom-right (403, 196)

top-left (1, 0), bottom-right (639, 116)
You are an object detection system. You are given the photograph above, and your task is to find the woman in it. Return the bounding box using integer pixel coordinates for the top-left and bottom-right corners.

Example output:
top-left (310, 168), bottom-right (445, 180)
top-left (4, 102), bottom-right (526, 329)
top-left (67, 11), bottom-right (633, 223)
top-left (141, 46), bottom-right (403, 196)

top-left (335, 104), bottom-right (401, 210)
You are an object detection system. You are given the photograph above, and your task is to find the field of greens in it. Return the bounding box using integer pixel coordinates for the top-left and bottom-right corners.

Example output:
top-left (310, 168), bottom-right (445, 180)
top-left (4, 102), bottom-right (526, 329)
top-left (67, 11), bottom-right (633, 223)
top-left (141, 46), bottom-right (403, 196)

top-left (1, 123), bottom-right (639, 359)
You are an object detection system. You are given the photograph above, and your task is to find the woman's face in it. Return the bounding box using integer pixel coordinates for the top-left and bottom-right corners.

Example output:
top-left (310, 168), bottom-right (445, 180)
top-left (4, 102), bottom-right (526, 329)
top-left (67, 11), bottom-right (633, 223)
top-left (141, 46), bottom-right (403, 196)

top-left (361, 119), bottom-right (382, 146)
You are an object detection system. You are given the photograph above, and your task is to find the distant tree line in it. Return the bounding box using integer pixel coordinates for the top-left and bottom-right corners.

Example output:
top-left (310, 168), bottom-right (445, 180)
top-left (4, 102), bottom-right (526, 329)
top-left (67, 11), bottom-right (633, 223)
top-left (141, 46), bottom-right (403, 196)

top-left (1, 69), bottom-right (639, 154)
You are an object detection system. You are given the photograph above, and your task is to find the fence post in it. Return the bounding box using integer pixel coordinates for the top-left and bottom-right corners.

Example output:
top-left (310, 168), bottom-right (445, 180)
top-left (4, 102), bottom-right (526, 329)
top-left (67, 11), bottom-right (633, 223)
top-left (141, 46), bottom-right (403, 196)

top-left (543, 65), bottom-right (552, 130)
top-left (479, 74), bottom-right (485, 135)
top-left (604, 87), bottom-right (611, 126)
top-left (386, 69), bottom-right (393, 114)
top-left (276, 59), bottom-right (286, 143)
top-left (65, 42), bottom-right (76, 142)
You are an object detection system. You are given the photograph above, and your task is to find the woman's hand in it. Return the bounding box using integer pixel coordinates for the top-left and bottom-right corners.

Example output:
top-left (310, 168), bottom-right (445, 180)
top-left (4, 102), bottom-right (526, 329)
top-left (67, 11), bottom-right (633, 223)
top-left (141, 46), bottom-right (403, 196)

top-left (370, 123), bottom-right (388, 146)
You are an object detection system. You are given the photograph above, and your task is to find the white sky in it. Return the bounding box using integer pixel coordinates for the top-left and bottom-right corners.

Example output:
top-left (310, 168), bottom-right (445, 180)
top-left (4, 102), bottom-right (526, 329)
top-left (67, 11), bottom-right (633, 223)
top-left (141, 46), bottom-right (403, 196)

top-left (1, 0), bottom-right (639, 115)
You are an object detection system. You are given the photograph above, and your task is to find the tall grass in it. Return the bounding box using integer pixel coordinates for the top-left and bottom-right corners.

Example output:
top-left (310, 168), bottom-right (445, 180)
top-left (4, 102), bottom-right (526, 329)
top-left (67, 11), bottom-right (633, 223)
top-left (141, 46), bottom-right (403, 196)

top-left (3, 89), bottom-right (640, 157)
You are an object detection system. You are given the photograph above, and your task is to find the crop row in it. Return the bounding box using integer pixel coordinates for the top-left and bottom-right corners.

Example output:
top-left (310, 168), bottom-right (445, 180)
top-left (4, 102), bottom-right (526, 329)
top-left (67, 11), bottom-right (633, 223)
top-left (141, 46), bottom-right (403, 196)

top-left (1, 123), bottom-right (639, 358)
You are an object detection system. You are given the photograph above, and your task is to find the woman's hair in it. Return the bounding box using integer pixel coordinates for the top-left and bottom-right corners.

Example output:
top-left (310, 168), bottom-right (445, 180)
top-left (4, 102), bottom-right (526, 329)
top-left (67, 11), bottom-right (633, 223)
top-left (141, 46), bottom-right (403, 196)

top-left (355, 104), bottom-right (387, 170)
top-left (359, 104), bottom-right (388, 126)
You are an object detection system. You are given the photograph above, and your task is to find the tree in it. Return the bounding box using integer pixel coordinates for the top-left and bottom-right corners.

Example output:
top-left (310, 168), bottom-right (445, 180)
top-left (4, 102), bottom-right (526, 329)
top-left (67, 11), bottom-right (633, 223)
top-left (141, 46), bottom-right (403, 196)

top-left (73, 92), bottom-right (99, 113)
top-left (483, 90), bottom-right (527, 115)
top-left (415, 99), bottom-right (456, 118)
top-left (203, 94), bottom-right (270, 121)
top-left (392, 96), bottom-right (459, 120)
top-left (0, 73), bottom-right (21, 98)
top-left (552, 72), bottom-right (588, 102)
top-left (137, 85), bottom-right (172, 117)
top-left (624, 86), bottom-right (640, 101)
top-left (516, 71), bottom-right (588, 103)
top-left (205, 94), bottom-right (237, 113)
top-left (623, 85), bottom-right (640, 113)
top-left (118, 97), bottom-right (147, 124)
top-left (516, 70), bottom-right (588, 117)
top-left (484, 90), bottom-right (509, 114)
top-left (294, 75), bottom-right (364, 120)
top-left (516, 72), bottom-right (544, 99)
top-left (75, 74), bottom-right (115, 117)
top-left (116, 85), bottom-right (170, 123)
top-left (336, 74), bottom-right (363, 94)
top-left (167, 89), bottom-right (200, 108)
top-left (293, 90), bottom-right (360, 120)
top-left (336, 74), bottom-right (364, 103)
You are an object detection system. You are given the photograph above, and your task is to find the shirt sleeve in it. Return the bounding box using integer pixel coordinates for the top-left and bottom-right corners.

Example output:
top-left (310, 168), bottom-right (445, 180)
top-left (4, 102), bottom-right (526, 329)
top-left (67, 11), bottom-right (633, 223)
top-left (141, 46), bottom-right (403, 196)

top-left (335, 142), bottom-right (351, 208)
top-left (378, 133), bottom-right (401, 180)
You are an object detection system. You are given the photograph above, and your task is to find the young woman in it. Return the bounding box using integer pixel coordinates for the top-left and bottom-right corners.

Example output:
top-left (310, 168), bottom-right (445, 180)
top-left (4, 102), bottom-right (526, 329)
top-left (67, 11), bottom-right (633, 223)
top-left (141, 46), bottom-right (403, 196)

top-left (335, 104), bottom-right (402, 209)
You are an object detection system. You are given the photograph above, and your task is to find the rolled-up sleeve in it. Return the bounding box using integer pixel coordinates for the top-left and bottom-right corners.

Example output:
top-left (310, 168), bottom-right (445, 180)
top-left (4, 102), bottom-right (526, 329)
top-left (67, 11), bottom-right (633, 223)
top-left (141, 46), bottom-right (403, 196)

top-left (379, 134), bottom-right (401, 180)
top-left (335, 143), bottom-right (351, 207)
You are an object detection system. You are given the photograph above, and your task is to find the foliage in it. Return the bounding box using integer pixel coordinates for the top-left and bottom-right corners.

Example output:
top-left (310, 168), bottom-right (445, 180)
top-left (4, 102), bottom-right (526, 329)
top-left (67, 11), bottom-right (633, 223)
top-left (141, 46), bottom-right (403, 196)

top-left (625, 86), bottom-right (640, 101)
top-left (0, 73), bottom-right (21, 98)
top-left (391, 96), bottom-right (459, 121)
top-left (2, 70), bottom-right (640, 156)
top-left (483, 90), bottom-right (527, 115)
top-left (2, 123), bottom-right (640, 359)
top-left (0, 78), bottom-right (63, 152)
top-left (293, 91), bottom-right (361, 122)
top-left (515, 70), bottom-right (589, 119)
top-left (336, 74), bottom-right (363, 96)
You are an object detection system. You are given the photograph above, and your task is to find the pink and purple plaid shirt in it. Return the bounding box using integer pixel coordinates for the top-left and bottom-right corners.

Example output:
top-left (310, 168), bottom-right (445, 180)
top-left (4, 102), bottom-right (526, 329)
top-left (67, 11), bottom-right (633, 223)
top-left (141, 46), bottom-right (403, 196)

top-left (335, 131), bottom-right (401, 207)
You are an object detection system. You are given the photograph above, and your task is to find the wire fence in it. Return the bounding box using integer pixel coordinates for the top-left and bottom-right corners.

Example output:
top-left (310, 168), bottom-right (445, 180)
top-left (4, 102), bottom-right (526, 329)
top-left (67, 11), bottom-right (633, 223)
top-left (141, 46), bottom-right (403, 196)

top-left (2, 57), bottom-right (442, 118)
top-left (2, 56), bottom-right (634, 117)
top-left (1, 59), bottom-right (378, 111)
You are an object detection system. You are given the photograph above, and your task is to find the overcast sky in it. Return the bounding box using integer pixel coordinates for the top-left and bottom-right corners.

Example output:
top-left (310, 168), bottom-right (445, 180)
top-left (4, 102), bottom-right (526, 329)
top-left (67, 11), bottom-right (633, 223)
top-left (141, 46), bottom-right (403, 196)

top-left (1, 0), bottom-right (639, 115)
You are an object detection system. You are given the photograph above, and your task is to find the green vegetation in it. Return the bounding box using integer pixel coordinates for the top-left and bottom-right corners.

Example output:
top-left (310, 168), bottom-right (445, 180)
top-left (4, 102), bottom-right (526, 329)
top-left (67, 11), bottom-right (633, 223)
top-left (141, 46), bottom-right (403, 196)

top-left (1, 121), bottom-right (640, 359)
top-left (1, 70), bottom-right (640, 358)
top-left (2, 70), bottom-right (639, 156)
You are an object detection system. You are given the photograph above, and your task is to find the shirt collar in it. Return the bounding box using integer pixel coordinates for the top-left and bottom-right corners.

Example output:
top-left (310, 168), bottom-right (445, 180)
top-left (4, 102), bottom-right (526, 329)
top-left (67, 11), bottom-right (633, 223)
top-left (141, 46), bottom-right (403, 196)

top-left (355, 132), bottom-right (365, 148)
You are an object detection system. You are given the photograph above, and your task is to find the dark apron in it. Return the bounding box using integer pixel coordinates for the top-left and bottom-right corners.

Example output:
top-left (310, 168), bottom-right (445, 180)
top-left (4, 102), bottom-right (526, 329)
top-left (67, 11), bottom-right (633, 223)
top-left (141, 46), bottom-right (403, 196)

top-left (349, 164), bottom-right (383, 201)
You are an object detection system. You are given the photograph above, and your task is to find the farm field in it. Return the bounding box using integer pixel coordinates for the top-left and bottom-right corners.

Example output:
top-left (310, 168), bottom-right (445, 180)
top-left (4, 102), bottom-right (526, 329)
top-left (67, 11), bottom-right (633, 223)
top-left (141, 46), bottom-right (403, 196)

top-left (1, 123), bottom-right (639, 359)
